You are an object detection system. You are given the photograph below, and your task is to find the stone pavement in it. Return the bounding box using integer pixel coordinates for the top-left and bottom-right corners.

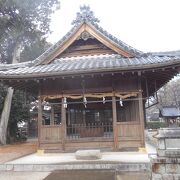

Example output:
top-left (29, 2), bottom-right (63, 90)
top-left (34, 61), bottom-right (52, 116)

top-left (0, 172), bottom-right (50, 180)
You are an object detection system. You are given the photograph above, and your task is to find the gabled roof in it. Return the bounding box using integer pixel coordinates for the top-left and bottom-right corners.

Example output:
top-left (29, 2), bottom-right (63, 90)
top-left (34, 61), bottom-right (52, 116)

top-left (33, 5), bottom-right (142, 65)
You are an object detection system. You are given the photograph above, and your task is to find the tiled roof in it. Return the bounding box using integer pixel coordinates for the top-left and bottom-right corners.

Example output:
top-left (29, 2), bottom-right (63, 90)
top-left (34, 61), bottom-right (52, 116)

top-left (0, 54), bottom-right (179, 79)
top-left (160, 106), bottom-right (180, 117)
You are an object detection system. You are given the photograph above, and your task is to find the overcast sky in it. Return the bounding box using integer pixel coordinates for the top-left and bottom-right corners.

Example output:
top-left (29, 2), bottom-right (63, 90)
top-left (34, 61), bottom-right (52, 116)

top-left (47, 0), bottom-right (180, 53)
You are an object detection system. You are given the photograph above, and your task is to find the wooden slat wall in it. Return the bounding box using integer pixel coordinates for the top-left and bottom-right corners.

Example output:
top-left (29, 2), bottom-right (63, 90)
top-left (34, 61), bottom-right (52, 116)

top-left (58, 40), bottom-right (117, 58)
top-left (117, 123), bottom-right (141, 140)
top-left (40, 126), bottom-right (62, 142)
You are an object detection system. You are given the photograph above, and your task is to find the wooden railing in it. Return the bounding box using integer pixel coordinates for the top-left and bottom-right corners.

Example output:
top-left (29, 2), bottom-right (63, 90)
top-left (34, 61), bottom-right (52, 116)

top-left (40, 122), bottom-right (141, 143)
top-left (66, 122), bottom-right (113, 139)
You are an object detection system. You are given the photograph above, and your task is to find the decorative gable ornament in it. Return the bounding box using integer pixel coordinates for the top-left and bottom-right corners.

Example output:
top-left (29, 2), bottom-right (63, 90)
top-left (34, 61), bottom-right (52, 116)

top-left (72, 5), bottom-right (100, 26)
top-left (78, 31), bottom-right (94, 41)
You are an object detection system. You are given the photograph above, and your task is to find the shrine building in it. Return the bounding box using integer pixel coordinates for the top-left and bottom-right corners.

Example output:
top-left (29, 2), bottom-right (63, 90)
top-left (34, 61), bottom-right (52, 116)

top-left (0, 6), bottom-right (180, 152)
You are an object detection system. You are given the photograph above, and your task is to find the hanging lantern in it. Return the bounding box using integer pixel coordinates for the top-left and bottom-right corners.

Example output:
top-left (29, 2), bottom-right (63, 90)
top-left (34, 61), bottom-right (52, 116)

top-left (102, 97), bottom-right (106, 104)
top-left (83, 96), bottom-right (87, 108)
top-left (64, 97), bottom-right (67, 108)
top-left (119, 97), bottom-right (123, 106)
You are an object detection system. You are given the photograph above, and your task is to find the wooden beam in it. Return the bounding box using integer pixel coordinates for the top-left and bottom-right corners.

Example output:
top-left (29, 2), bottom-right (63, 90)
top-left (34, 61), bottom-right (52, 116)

top-left (61, 98), bottom-right (66, 151)
top-left (112, 96), bottom-right (118, 150)
top-left (138, 79), bottom-right (145, 147)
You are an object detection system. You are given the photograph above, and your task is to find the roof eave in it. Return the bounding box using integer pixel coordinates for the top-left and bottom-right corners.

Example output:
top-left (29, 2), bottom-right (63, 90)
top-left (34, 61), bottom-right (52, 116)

top-left (1, 59), bottom-right (179, 80)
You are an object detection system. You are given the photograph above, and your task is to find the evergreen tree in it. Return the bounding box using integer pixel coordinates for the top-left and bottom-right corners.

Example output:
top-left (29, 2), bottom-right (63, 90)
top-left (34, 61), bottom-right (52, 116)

top-left (0, 0), bottom-right (60, 144)
top-left (0, 0), bottom-right (59, 63)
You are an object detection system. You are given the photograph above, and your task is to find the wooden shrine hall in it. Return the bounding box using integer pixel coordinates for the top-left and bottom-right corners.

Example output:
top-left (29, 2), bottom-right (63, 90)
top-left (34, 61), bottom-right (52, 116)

top-left (0, 6), bottom-right (180, 152)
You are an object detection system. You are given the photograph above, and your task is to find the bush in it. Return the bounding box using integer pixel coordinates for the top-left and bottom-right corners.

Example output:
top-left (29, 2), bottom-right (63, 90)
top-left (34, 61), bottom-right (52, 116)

top-left (146, 121), bottom-right (168, 129)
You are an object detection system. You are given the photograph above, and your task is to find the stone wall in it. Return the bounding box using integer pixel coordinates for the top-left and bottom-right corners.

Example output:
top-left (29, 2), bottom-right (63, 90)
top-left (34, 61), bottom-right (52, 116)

top-left (150, 128), bottom-right (180, 180)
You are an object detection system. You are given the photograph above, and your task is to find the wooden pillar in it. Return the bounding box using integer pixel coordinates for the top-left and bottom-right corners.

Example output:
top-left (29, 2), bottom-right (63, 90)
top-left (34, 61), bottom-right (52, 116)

top-left (61, 97), bottom-right (66, 151)
top-left (138, 79), bottom-right (145, 147)
top-left (112, 96), bottom-right (118, 150)
top-left (38, 96), bottom-right (42, 149)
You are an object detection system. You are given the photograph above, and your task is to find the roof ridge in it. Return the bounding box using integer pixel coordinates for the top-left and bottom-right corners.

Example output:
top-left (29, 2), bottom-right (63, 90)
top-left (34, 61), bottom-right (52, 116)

top-left (71, 5), bottom-right (100, 26)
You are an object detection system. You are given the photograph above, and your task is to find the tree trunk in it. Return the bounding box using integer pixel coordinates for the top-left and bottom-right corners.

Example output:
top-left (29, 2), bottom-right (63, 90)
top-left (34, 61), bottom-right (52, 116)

top-left (0, 42), bottom-right (20, 144)
top-left (12, 43), bottom-right (21, 64)
top-left (0, 87), bottom-right (14, 144)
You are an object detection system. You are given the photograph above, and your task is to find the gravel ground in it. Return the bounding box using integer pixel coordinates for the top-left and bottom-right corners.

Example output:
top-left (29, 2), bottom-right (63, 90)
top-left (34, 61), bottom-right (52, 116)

top-left (0, 141), bottom-right (37, 163)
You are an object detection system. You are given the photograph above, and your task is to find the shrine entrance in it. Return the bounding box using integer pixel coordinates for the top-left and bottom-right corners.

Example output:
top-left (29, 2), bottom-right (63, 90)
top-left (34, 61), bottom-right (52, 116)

top-left (66, 98), bottom-right (113, 139)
